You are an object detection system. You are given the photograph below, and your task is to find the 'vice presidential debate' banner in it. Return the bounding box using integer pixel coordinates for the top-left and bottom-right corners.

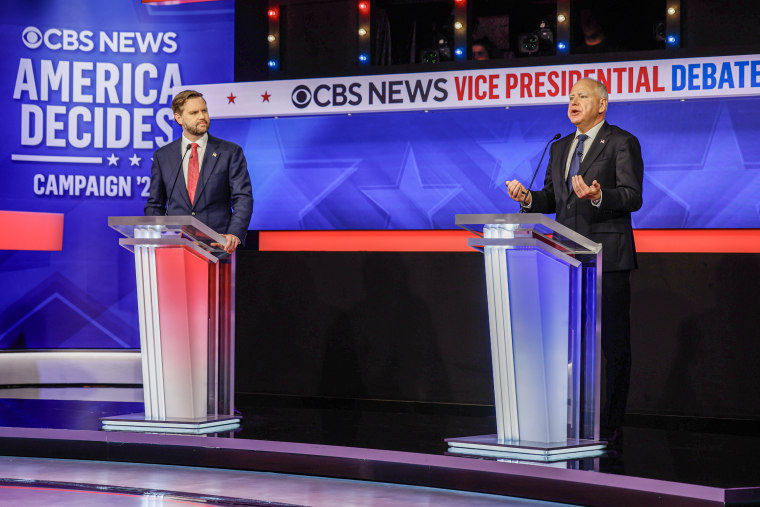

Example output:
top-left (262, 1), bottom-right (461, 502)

top-left (192, 54), bottom-right (760, 231)
top-left (0, 0), bottom-right (235, 349)
top-left (194, 54), bottom-right (760, 118)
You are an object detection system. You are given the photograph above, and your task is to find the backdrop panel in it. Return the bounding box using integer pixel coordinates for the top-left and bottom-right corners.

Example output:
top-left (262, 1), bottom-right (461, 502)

top-left (208, 96), bottom-right (760, 231)
top-left (0, 0), bottom-right (235, 350)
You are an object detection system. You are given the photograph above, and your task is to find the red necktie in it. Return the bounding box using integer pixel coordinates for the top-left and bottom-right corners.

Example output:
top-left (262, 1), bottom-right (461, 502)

top-left (187, 142), bottom-right (199, 204)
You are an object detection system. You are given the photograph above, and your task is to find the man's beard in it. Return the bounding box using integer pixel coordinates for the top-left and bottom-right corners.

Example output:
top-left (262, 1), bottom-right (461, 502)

top-left (185, 121), bottom-right (209, 137)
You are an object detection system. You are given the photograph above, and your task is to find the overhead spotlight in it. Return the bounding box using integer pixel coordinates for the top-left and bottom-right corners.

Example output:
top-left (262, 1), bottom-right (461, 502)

top-left (454, 21), bottom-right (463, 30)
top-left (557, 14), bottom-right (566, 23)
top-left (358, 27), bottom-right (367, 36)
top-left (667, 6), bottom-right (677, 15)
top-left (267, 34), bottom-right (276, 42)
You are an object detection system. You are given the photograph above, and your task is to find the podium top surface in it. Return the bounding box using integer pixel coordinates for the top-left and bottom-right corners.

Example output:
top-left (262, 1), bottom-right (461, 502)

top-left (108, 216), bottom-right (229, 257)
top-left (455, 213), bottom-right (601, 255)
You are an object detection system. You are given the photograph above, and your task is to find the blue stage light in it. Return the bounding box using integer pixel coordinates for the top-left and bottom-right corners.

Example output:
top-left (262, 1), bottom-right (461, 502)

top-left (557, 41), bottom-right (568, 53)
top-left (454, 47), bottom-right (464, 58)
top-left (268, 59), bottom-right (279, 69)
top-left (358, 53), bottom-right (369, 63)
top-left (667, 34), bottom-right (679, 46)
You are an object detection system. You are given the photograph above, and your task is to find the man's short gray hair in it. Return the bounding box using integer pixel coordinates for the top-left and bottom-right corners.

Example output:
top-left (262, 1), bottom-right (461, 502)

top-left (587, 78), bottom-right (609, 100)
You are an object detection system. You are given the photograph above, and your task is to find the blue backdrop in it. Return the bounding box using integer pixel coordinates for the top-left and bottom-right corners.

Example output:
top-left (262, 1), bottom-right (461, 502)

top-left (2, 2), bottom-right (758, 351)
top-left (208, 96), bottom-right (760, 231)
top-left (0, 0), bottom-right (235, 350)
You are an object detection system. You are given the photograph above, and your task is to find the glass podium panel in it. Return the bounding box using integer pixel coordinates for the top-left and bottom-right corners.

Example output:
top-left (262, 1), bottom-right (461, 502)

top-left (102, 216), bottom-right (238, 434)
top-left (447, 213), bottom-right (603, 461)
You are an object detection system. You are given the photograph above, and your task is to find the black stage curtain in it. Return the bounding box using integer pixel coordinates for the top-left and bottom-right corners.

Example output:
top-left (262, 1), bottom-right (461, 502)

top-left (236, 250), bottom-right (760, 421)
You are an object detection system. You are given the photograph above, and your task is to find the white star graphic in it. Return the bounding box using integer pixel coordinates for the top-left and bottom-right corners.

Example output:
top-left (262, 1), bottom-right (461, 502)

top-left (129, 154), bottom-right (141, 166)
top-left (107, 153), bottom-right (119, 166)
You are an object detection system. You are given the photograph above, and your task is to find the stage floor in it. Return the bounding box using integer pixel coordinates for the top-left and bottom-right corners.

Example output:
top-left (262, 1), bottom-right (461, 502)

top-left (1, 390), bottom-right (759, 506)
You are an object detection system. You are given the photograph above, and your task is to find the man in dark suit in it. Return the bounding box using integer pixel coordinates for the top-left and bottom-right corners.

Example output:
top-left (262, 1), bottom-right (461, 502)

top-left (506, 78), bottom-right (643, 445)
top-left (145, 90), bottom-right (253, 253)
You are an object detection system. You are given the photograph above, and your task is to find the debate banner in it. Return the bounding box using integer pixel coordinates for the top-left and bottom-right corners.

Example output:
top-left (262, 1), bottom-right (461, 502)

top-left (196, 54), bottom-right (760, 117)
top-left (196, 54), bottom-right (760, 231)
top-left (0, 0), bottom-right (235, 349)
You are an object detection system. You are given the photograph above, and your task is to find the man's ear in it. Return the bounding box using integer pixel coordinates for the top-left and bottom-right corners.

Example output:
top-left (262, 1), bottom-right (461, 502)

top-left (174, 112), bottom-right (183, 126)
top-left (598, 98), bottom-right (608, 114)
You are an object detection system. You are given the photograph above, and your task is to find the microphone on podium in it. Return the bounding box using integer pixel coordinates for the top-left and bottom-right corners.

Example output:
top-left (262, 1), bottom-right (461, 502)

top-left (520, 133), bottom-right (561, 212)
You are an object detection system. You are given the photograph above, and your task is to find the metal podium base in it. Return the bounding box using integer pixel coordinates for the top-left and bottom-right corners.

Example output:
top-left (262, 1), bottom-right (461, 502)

top-left (445, 434), bottom-right (607, 462)
top-left (101, 413), bottom-right (240, 434)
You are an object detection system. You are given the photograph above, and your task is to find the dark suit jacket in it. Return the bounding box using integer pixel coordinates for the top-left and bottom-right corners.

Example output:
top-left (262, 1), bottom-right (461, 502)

top-left (144, 134), bottom-right (253, 243)
top-left (530, 122), bottom-right (643, 272)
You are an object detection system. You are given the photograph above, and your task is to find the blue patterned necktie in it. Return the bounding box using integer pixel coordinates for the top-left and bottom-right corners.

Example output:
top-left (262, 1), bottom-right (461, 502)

top-left (567, 134), bottom-right (589, 191)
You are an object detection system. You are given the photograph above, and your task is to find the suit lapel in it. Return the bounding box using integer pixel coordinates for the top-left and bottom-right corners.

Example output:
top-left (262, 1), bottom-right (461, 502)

top-left (556, 135), bottom-right (573, 200)
top-left (579, 122), bottom-right (611, 179)
top-left (191, 135), bottom-right (221, 207)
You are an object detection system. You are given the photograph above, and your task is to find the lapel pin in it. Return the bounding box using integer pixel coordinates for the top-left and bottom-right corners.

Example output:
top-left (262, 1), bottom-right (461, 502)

top-left (600, 139), bottom-right (606, 144)
top-left (212, 152), bottom-right (218, 157)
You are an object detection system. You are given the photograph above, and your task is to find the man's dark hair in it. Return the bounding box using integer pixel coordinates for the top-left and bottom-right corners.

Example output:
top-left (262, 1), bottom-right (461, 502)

top-left (171, 90), bottom-right (204, 116)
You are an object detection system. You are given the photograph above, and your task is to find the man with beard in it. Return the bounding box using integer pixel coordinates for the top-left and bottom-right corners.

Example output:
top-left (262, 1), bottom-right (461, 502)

top-left (506, 78), bottom-right (643, 447)
top-left (145, 90), bottom-right (253, 253)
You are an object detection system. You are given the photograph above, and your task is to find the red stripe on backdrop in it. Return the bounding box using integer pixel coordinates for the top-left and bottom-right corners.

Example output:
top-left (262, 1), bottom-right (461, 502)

top-left (634, 229), bottom-right (760, 253)
top-left (259, 229), bottom-right (760, 253)
top-left (259, 230), bottom-right (477, 252)
top-left (0, 211), bottom-right (64, 251)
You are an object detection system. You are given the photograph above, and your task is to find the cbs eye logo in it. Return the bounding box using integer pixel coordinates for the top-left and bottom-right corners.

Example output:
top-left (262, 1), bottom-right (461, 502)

top-left (22, 26), bottom-right (43, 49)
top-left (291, 85), bottom-right (312, 109)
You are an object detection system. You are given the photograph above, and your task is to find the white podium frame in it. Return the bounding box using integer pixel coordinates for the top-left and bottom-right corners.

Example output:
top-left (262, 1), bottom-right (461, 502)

top-left (102, 216), bottom-right (239, 434)
top-left (447, 213), bottom-right (604, 460)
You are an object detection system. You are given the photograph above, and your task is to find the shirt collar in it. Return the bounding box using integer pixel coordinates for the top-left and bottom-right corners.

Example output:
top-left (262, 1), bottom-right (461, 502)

top-left (182, 132), bottom-right (208, 152)
top-left (575, 120), bottom-right (605, 143)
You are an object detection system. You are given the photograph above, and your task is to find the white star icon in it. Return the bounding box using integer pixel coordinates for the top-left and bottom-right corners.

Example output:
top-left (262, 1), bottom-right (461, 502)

top-left (107, 153), bottom-right (119, 166)
top-left (129, 154), bottom-right (141, 166)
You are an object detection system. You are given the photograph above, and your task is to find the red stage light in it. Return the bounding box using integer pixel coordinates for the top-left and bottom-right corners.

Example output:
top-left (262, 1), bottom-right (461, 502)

top-left (267, 8), bottom-right (278, 18)
top-left (358, 1), bottom-right (369, 13)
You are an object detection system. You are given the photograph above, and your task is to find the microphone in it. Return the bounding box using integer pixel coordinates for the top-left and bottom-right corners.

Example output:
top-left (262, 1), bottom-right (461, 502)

top-left (520, 133), bottom-right (561, 212)
top-left (165, 144), bottom-right (193, 215)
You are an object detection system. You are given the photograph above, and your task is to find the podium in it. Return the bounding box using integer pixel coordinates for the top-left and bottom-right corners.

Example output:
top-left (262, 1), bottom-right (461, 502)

top-left (446, 214), bottom-right (605, 460)
top-left (102, 216), bottom-right (240, 434)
